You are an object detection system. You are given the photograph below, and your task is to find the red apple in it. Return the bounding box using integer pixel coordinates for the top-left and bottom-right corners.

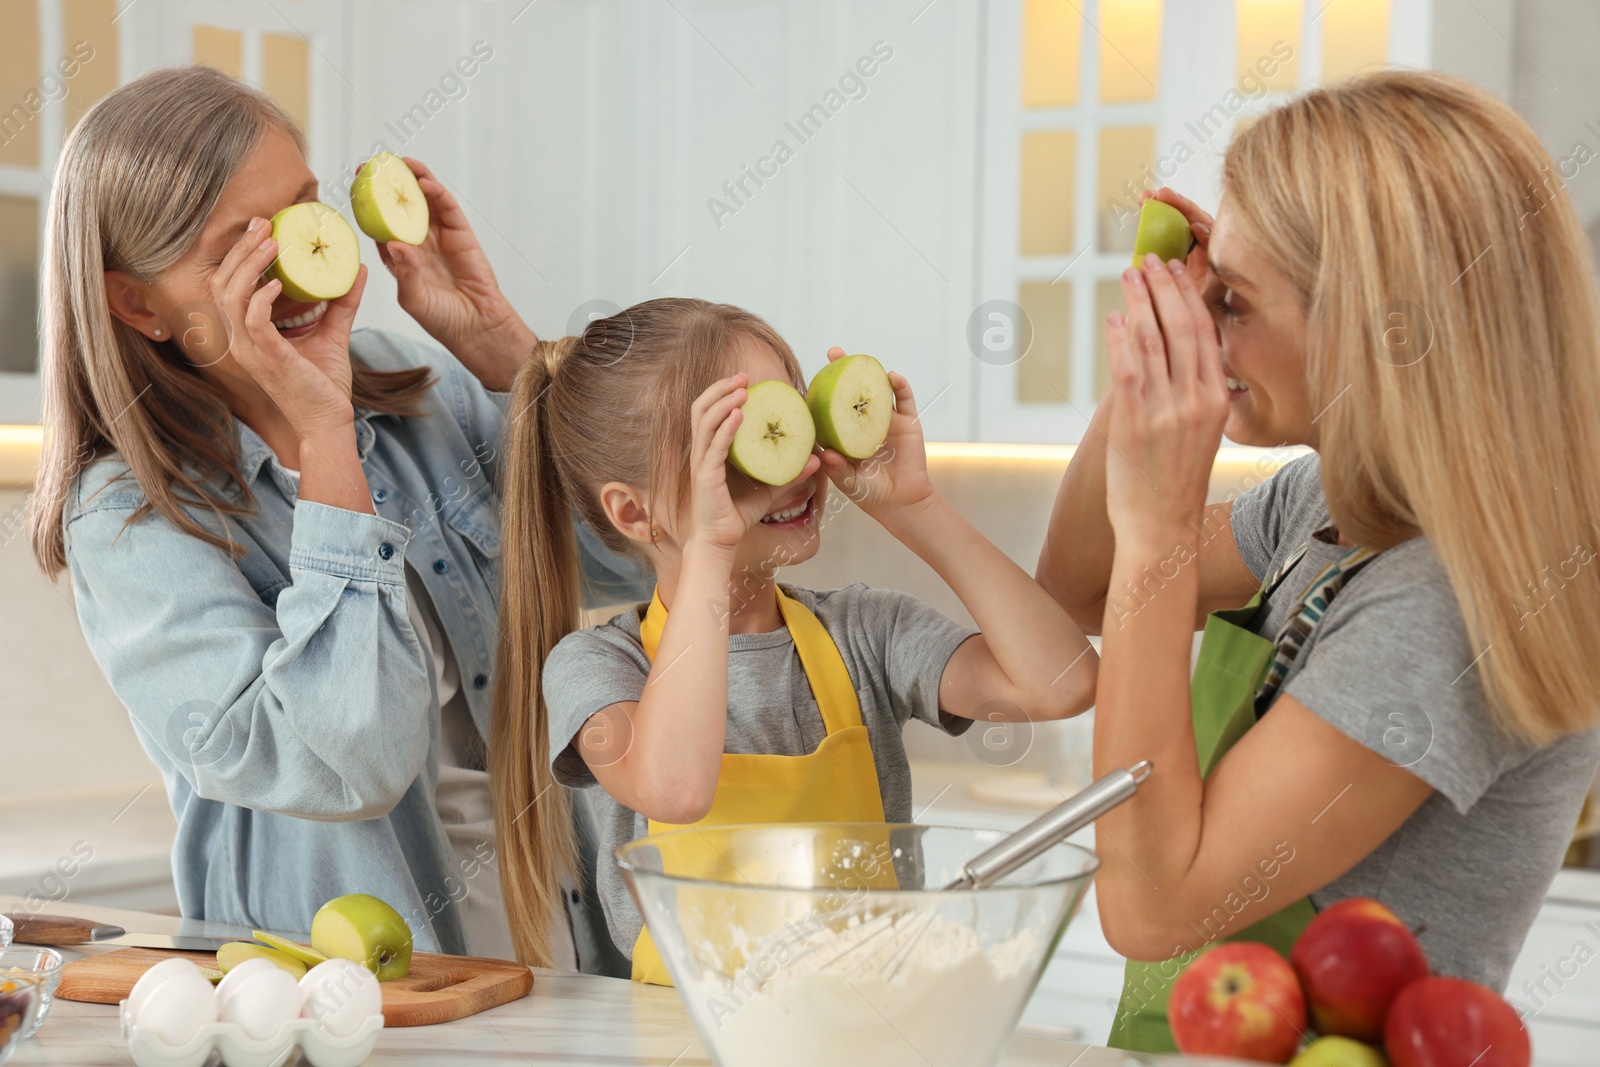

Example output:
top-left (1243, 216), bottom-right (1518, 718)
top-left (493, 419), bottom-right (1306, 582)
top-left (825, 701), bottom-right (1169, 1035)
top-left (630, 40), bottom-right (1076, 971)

top-left (1290, 897), bottom-right (1430, 1042)
top-left (1385, 977), bottom-right (1530, 1067)
top-left (1171, 942), bottom-right (1308, 1064)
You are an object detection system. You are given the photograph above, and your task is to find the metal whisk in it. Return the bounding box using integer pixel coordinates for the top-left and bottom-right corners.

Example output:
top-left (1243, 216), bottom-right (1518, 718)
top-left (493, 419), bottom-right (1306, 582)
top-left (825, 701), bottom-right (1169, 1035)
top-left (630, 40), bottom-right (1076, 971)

top-left (761, 760), bottom-right (1154, 987)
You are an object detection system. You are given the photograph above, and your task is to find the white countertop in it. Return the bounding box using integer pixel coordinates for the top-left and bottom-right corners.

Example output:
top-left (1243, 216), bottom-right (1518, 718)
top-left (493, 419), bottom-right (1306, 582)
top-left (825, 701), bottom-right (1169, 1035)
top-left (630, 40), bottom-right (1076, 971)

top-left (1, 896), bottom-right (1195, 1067)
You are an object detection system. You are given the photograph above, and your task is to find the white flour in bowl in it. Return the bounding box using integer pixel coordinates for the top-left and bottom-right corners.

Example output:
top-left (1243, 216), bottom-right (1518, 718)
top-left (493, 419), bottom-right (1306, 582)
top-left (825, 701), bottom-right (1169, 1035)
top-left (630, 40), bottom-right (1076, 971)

top-left (688, 910), bottom-right (1046, 1067)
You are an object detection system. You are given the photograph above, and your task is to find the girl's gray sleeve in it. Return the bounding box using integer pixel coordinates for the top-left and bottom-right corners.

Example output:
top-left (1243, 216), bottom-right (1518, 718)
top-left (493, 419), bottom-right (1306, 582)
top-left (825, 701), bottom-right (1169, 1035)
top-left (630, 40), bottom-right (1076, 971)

top-left (541, 627), bottom-right (650, 788)
top-left (855, 586), bottom-right (977, 733)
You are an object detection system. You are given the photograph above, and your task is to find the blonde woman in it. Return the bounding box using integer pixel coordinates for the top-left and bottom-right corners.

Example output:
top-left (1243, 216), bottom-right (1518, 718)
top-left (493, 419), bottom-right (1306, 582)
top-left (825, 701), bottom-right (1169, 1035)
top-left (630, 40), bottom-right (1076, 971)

top-left (1036, 70), bottom-right (1600, 1050)
top-left (27, 66), bottom-right (646, 970)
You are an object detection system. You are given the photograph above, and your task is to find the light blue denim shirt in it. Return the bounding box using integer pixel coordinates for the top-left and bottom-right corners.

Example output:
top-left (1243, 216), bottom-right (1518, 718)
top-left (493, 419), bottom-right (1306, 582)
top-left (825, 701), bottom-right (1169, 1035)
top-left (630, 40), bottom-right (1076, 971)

top-left (64, 328), bottom-right (649, 966)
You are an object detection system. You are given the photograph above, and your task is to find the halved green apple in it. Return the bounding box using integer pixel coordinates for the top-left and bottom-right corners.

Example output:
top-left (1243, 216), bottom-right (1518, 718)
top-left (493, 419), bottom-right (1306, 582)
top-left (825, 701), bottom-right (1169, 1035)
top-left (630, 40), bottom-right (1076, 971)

top-left (216, 941), bottom-right (307, 979)
top-left (252, 929), bottom-right (330, 968)
top-left (807, 354), bottom-right (893, 460)
top-left (727, 380), bottom-right (816, 486)
top-left (266, 202), bottom-right (360, 304)
top-left (350, 152), bottom-right (429, 245)
top-left (1132, 198), bottom-right (1194, 267)
top-left (310, 893), bottom-right (413, 981)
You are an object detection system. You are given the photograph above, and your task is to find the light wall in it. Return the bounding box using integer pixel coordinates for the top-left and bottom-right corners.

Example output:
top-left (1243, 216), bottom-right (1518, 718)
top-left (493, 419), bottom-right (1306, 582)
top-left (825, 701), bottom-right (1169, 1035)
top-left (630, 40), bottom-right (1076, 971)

top-left (0, 441), bottom-right (1304, 799)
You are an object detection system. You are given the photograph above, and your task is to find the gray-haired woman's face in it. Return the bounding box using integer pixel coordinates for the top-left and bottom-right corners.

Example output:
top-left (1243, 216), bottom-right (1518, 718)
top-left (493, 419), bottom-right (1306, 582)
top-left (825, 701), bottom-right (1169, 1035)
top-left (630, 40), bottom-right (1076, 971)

top-left (110, 125), bottom-right (329, 379)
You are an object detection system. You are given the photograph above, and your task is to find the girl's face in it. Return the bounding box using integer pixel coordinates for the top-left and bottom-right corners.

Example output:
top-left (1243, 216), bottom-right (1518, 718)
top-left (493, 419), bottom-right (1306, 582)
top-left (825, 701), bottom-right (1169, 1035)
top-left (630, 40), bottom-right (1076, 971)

top-left (109, 125), bottom-right (332, 384)
top-left (709, 337), bottom-right (829, 574)
top-left (1204, 205), bottom-right (1317, 447)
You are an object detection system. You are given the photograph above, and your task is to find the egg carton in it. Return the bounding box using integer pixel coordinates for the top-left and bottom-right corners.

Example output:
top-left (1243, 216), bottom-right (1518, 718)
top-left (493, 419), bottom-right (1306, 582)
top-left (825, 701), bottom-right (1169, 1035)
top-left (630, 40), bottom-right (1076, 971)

top-left (118, 999), bottom-right (384, 1067)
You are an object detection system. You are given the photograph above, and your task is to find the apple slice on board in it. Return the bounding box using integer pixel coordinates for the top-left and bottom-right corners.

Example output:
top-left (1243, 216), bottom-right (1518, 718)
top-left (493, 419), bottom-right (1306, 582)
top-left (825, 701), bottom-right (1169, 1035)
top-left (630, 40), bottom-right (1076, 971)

top-left (216, 941), bottom-right (307, 979)
top-left (807, 354), bottom-right (893, 460)
top-left (266, 203), bottom-right (361, 304)
top-left (350, 152), bottom-right (430, 245)
top-left (252, 930), bottom-right (330, 968)
top-left (311, 893), bottom-right (414, 981)
top-left (1131, 198), bottom-right (1195, 266)
top-left (728, 380), bottom-right (816, 486)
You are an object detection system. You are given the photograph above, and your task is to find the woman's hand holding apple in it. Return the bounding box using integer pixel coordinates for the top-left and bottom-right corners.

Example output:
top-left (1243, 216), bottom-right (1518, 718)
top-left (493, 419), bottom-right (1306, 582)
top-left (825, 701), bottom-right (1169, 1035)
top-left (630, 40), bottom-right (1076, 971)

top-left (214, 217), bottom-right (367, 441)
top-left (1103, 256), bottom-right (1229, 547)
top-left (1142, 187), bottom-right (1216, 293)
top-left (370, 156), bottom-right (536, 391)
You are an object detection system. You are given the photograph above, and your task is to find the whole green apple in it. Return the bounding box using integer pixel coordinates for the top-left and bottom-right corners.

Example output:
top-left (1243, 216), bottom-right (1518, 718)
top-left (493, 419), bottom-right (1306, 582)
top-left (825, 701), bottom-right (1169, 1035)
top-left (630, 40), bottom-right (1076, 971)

top-left (1290, 1035), bottom-right (1390, 1067)
top-left (310, 893), bottom-right (414, 981)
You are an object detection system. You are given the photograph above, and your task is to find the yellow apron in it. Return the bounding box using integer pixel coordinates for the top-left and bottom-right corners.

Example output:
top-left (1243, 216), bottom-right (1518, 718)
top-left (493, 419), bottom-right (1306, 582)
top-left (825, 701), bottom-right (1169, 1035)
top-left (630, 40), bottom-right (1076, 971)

top-left (630, 584), bottom-right (890, 985)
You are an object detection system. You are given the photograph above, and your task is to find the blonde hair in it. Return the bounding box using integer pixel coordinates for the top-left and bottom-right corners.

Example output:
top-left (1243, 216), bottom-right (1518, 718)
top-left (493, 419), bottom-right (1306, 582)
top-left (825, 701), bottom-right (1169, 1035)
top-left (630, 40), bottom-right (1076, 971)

top-left (492, 297), bottom-right (803, 967)
top-left (1224, 70), bottom-right (1600, 743)
top-left (28, 65), bottom-right (432, 575)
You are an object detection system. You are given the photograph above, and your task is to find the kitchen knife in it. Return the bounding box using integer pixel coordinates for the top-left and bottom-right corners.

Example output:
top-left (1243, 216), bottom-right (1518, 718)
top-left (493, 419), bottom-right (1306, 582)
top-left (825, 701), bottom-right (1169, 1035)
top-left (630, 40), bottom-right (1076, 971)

top-left (5, 912), bottom-right (239, 952)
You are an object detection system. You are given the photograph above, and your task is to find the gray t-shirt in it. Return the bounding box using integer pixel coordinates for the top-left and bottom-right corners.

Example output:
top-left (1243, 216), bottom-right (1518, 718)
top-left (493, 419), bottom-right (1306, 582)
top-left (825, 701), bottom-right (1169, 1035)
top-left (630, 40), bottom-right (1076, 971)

top-left (1231, 453), bottom-right (1600, 990)
top-left (542, 582), bottom-right (979, 957)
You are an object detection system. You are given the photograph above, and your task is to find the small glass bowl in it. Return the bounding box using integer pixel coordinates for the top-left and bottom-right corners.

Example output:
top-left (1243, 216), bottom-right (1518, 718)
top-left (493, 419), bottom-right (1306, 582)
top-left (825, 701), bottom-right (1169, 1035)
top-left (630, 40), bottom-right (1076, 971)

top-left (0, 973), bottom-right (41, 1065)
top-left (0, 948), bottom-right (62, 1040)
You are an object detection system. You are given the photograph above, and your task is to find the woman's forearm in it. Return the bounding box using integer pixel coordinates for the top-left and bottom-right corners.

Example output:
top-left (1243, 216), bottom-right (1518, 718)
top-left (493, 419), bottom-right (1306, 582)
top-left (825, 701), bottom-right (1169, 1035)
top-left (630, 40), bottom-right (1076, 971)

top-left (296, 425), bottom-right (375, 515)
top-left (452, 311), bottom-right (538, 393)
top-left (1037, 395), bottom-right (1118, 635)
top-left (1093, 525), bottom-right (1206, 927)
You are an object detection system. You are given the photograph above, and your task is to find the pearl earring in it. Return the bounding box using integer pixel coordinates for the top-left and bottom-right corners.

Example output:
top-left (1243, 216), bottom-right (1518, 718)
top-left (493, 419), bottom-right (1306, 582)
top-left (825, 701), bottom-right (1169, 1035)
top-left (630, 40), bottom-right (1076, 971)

top-left (153, 328), bottom-right (163, 338)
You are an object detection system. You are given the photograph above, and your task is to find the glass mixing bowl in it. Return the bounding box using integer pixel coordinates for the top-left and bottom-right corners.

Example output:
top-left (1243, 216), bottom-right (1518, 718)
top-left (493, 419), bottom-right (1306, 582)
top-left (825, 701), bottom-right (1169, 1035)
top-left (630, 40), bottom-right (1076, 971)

top-left (616, 822), bottom-right (1100, 1067)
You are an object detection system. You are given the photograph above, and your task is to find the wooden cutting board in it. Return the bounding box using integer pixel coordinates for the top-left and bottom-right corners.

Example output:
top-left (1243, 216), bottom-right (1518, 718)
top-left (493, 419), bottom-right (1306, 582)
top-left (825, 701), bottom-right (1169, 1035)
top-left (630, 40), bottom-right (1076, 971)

top-left (58, 947), bottom-right (533, 1027)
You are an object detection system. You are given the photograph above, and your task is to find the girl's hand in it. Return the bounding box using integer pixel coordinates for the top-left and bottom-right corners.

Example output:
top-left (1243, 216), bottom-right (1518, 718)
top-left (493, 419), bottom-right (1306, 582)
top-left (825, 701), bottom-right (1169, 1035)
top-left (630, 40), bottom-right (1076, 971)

top-left (1103, 256), bottom-right (1228, 544)
top-left (685, 374), bottom-right (822, 552)
top-left (367, 157), bottom-right (535, 387)
top-left (214, 218), bottom-right (365, 439)
top-left (815, 348), bottom-right (936, 520)
top-left (1142, 186), bottom-right (1215, 292)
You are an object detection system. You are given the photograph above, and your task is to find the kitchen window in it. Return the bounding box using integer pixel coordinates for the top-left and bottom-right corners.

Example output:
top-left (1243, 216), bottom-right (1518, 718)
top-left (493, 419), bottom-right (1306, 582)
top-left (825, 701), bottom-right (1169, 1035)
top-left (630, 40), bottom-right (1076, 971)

top-left (973, 0), bottom-right (1414, 443)
top-left (0, 0), bottom-right (338, 426)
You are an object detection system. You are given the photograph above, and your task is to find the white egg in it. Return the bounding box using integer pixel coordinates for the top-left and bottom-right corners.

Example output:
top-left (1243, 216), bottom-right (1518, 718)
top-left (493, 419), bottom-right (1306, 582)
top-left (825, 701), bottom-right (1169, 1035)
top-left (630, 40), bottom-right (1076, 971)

top-left (218, 966), bottom-right (302, 1041)
top-left (132, 972), bottom-right (217, 1047)
top-left (298, 958), bottom-right (382, 1037)
top-left (214, 956), bottom-right (276, 1015)
top-left (127, 957), bottom-right (204, 1021)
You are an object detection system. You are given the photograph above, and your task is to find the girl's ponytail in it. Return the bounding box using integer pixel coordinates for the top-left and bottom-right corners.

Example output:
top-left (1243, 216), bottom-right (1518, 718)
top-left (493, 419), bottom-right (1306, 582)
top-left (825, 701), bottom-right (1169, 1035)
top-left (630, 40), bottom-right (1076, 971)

top-left (491, 337), bottom-right (582, 967)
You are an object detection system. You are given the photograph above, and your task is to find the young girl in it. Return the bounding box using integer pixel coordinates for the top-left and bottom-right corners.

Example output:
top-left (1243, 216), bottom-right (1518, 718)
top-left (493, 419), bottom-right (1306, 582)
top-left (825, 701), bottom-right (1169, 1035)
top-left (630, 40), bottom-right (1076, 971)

top-left (491, 298), bottom-right (1099, 979)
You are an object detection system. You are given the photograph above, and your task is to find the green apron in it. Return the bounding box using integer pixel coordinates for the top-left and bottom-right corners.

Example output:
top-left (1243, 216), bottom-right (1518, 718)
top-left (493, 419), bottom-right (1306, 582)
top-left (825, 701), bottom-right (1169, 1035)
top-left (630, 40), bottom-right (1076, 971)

top-left (1107, 538), bottom-right (1375, 1052)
